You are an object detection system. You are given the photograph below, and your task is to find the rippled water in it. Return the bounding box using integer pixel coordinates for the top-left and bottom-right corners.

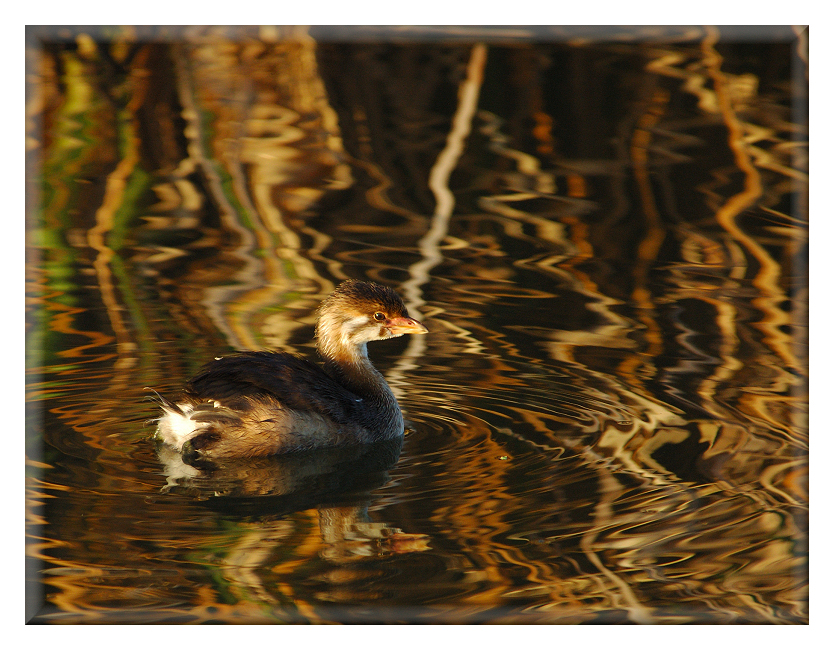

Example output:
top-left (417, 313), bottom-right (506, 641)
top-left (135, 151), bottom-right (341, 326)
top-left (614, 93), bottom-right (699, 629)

top-left (25, 26), bottom-right (808, 623)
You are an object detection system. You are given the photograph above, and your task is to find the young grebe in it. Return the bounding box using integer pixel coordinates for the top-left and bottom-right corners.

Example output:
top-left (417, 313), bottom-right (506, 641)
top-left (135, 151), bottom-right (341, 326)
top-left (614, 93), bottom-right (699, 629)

top-left (154, 280), bottom-right (427, 459)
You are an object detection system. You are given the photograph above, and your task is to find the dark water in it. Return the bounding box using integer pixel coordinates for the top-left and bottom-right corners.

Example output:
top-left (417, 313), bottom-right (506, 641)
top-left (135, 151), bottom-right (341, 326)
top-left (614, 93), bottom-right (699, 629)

top-left (25, 26), bottom-right (808, 623)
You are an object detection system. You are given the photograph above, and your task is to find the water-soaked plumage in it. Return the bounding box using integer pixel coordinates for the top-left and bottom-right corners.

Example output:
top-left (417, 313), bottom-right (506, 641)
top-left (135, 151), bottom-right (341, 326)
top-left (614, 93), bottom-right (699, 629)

top-left (152, 280), bottom-right (427, 459)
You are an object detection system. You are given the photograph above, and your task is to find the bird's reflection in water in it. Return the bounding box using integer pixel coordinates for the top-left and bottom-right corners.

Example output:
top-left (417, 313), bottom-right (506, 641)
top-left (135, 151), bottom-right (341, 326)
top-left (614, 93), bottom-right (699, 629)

top-left (156, 436), bottom-right (428, 581)
top-left (157, 435), bottom-right (403, 503)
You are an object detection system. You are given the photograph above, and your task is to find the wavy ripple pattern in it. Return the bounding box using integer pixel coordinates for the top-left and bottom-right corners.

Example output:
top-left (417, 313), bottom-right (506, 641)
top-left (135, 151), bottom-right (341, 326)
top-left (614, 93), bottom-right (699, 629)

top-left (26, 26), bottom-right (807, 623)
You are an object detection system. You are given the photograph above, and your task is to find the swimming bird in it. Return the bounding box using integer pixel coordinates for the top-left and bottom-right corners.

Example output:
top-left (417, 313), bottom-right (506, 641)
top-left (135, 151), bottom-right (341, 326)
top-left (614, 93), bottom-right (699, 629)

top-left (153, 280), bottom-right (427, 460)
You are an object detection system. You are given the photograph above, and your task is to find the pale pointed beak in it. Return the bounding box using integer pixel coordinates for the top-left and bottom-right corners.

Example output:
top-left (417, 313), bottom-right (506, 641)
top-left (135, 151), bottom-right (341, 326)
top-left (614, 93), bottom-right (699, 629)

top-left (386, 316), bottom-right (428, 336)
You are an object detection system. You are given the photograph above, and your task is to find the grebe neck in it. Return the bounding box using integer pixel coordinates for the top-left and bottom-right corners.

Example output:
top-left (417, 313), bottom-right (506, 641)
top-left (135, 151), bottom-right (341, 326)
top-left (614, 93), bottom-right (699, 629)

top-left (317, 338), bottom-right (396, 405)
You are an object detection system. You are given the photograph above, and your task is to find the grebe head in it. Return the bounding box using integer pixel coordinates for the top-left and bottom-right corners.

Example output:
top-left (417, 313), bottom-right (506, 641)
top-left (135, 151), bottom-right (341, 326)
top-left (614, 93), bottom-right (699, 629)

top-left (315, 280), bottom-right (427, 359)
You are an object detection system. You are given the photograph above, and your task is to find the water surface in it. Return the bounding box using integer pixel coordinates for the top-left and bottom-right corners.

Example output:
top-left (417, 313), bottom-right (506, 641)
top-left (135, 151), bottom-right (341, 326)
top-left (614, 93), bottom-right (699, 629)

top-left (25, 25), bottom-right (808, 624)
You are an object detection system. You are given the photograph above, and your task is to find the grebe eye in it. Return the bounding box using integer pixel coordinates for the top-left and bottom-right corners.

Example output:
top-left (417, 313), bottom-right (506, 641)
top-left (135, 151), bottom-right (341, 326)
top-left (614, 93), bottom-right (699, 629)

top-left (373, 312), bottom-right (386, 322)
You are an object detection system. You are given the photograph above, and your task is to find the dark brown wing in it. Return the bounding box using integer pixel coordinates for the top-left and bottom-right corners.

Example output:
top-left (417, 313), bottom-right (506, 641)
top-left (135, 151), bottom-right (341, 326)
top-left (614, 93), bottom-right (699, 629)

top-left (182, 351), bottom-right (365, 425)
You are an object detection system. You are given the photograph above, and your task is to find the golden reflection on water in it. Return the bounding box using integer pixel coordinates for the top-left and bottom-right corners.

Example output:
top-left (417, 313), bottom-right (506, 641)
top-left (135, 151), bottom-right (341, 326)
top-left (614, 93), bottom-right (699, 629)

top-left (26, 26), bottom-right (807, 623)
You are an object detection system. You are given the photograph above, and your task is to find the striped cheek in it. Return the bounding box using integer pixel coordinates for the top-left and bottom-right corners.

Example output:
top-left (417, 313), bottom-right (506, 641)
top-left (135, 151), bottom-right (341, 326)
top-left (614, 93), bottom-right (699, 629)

top-left (341, 314), bottom-right (373, 344)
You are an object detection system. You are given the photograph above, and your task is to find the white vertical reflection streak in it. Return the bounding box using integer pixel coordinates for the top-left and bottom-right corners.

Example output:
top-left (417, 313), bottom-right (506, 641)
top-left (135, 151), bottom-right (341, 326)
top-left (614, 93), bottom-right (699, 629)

top-left (391, 44), bottom-right (488, 391)
top-left (580, 468), bottom-right (654, 624)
